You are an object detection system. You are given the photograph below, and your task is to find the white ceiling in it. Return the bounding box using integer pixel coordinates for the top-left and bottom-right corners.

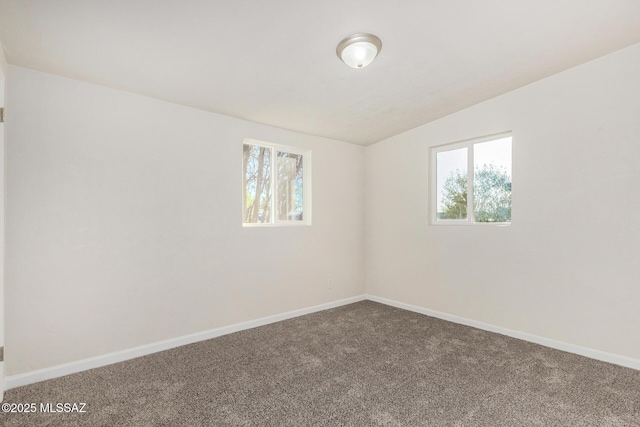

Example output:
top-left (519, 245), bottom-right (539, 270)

top-left (1, 1), bottom-right (640, 146)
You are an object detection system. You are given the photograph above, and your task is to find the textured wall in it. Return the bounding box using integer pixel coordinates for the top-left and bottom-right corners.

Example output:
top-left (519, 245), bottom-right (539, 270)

top-left (5, 66), bottom-right (365, 375)
top-left (366, 43), bottom-right (640, 361)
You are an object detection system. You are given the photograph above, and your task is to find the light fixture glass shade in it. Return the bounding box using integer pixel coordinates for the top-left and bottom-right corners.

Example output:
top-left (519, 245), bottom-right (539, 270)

top-left (336, 33), bottom-right (382, 69)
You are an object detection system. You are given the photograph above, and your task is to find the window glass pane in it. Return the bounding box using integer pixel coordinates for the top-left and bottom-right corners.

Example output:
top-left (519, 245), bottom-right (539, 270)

top-left (243, 144), bottom-right (272, 223)
top-left (276, 151), bottom-right (303, 221)
top-left (473, 137), bottom-right (512, 222)
top-left (436, 148), bottom-right (468, 220)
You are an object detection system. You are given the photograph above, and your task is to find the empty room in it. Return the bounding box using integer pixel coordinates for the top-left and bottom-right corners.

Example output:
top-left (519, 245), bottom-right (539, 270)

top-left (0, 1), bottom-right (639, 426)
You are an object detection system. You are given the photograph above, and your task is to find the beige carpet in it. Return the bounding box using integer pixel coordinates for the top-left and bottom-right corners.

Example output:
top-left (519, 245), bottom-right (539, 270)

top-left (2, 301), bottom-right (639, 426)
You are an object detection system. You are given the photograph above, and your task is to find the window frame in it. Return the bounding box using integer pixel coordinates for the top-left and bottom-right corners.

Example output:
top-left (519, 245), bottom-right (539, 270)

top-left (242, 138), bottom-right (312, 227)
top-left (429, 132), bottom-right (512, 226)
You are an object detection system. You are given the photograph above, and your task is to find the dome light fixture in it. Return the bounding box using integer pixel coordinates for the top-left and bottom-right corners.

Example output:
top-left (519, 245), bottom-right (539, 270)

top-left (336, 33), bottom-right (382, 69)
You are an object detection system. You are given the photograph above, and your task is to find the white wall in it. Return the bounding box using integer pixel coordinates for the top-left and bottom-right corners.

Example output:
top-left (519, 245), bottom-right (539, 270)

top-left (366, 43), bottom-right (640, 361)
top-left (0, 39), bottom-right (6, 396)
top-left (6, 41), bottom-right (640, 379)
top-left (5, 66), bottom-right (365, 375)
top-left (0, 40), bottom-right (6, 76)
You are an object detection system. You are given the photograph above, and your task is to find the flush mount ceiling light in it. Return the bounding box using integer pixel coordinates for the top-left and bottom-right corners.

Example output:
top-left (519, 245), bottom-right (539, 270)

top-left (336, 33), bottom-right (382, 69)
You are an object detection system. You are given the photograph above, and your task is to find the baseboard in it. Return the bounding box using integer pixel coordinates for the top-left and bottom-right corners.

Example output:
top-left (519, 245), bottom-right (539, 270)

top-left (7, 292), bottom-right (637, 391)
top-left (5, 295), bottom-right (366, 391)
top-left (366, 294), bottom-right (640, 371)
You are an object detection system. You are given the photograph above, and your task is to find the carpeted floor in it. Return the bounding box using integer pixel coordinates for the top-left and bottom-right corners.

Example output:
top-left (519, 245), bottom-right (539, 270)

top-left (2, 301), bottom-right (639, 426)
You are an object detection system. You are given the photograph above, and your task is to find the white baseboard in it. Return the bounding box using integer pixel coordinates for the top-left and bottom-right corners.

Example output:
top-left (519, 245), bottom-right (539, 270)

top-left (5, 295), bottom-right (366, 391)
top-left (366, 294), bottom-right (640, 371)
top-left (6, 292), bottom-right (638, 391)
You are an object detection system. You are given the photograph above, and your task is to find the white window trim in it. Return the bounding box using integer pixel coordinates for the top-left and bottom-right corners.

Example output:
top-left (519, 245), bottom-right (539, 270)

top-left (242, 138), bottom-right (312, 227)
top-left (429, 132), bottom-right (512, 226)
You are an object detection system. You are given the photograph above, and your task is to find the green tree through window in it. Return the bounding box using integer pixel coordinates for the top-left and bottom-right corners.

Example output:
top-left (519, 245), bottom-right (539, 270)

top-left (438, 164), bottom-right (511, 222)
top-left (433, 134), bottom-right (512, 224)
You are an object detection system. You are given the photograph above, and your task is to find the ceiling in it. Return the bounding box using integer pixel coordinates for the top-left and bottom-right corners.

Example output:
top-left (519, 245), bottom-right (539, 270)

top-left (1, 1), bottom-right (640, 146)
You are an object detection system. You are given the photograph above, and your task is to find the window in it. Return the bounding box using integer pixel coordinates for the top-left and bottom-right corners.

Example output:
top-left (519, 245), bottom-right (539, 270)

top-left (430, 133), bottom-right (512, 225)
top-left (242, 139), bottom-right (311, 226)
